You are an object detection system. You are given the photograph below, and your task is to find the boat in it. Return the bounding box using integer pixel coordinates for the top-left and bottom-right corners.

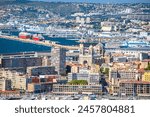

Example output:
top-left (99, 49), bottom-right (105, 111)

top-left (19, 32), bottom-right (31, 39)
top-left (6, 97), bottom-right (22, 100)
top-left (32, 34), bottom-right (45, 41)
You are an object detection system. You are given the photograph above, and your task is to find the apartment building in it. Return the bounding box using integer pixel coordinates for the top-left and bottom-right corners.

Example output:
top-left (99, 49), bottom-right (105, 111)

top-left (27, 66), bottom-right (56, 76)
top-left (0, 78), bottom-right (11, 91)
top-left (27, 75), bottom-right (58, 93)
top-left (0, 68), bottom-right (27, 90)
top-left (142, 71), bottom-right (150, 82)
top-left (51, 47), bottom-right (66, 75)
top-left (1, 57), bottom-right (42, 68)
top-left (119, 80), bottom-right (150, 97)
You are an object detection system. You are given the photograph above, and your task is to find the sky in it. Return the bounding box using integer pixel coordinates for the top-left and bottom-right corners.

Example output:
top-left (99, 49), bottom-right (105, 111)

top-left (32, 0), bottom-right (150, 3)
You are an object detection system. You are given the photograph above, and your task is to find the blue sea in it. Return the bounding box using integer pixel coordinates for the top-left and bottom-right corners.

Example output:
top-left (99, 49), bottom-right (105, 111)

top-left (0, 31), bottom-right (79, 54)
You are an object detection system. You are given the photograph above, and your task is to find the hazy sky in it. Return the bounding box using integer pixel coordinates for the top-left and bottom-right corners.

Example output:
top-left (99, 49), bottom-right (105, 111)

top-left (33, 0), bottom-right (150, 3)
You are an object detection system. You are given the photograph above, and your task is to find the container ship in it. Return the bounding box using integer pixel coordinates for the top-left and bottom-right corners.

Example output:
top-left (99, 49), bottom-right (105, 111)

top-left (19, 32), bottom-right (31, 39)
top-left (32, 34), bottom-right (45, 41)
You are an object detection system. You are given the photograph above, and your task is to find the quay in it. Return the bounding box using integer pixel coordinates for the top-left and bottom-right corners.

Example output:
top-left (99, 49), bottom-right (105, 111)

top-left (0, 35), bottom-right (79, 50)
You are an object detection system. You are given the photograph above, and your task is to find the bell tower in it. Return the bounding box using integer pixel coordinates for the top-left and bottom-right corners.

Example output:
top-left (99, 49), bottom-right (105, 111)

top-left (79, 44), bottom-right (94, 66)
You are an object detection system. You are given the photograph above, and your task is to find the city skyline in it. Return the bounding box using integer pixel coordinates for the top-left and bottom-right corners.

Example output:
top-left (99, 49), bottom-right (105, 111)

top-left (0, 1), bottom-right (150, 100)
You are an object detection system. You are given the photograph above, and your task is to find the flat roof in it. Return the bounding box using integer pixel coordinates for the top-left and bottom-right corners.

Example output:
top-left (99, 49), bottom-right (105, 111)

top-left (120, 80), bottom-right (150, 84)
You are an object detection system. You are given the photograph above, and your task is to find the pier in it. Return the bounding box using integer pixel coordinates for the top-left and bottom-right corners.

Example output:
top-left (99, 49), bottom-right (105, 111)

top-left (0, 35), bottom-right (79, 50)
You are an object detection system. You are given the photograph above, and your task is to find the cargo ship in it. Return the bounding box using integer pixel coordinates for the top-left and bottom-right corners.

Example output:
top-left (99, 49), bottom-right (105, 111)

top-left (18, 32), bottom-right (45, 41)
top-left (19, 32), bottom-right (31, 39)
top-left (32, 34), bottom-right (45, 41)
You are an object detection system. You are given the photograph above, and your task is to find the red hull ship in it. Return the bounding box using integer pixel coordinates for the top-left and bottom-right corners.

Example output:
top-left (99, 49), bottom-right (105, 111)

top-left (32, 34), bottom-right (45, 41)
top-left (19, 32), bottom-right (31, 39)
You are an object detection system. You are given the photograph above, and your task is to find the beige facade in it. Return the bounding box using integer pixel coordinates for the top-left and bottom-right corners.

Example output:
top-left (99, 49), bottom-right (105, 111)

top-left (109, 69), bottom-right (140, 82)
top-left (14, 74), bottom-right (27, 90)
top-left (140, 61), bottom-right (149, 69)
top-left (110, 80), bottom-right (150, 96)
top-left (71, 65), bottom-right (80, 73)
top-left (0, 68), bottom-right (27, 90)
top-left (42, 56), bottom-right (51, 66)
top-left (119, 80), bottom-right (150, 96)
top-left (79, 44), bottom-right (93, 66)
top-left (0, 78), bottom-right (11, 91)
top-left (110, 85), bottom-right (119, 95)
top-left (90, 64), bottom-right (100, 73)
top-left (101, 26), bottom-right (113, 32)
top-left (142, 71), bottom-right (150, 82)
top-left (27, 84), bottom-right (34, 92)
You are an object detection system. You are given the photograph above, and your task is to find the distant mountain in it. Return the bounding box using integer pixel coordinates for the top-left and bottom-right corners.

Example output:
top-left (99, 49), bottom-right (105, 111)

top-left (0, 0), bottom-right (29, 5)
top-left (0, 0), bottom-right (84, 16)
top-left (0, 0), bottom-right (25, 2)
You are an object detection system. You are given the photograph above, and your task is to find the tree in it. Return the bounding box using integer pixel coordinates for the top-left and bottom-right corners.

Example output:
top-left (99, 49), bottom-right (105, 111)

top-left (145, 62), bottom-right (150, 70)
top-left (100, 67), bottom-right (104, 73)
top-left (104, 68), bottom-right (109, 76)
top-left (68, 80), bottom-right (88, 85)
top-left (100, 67), bottom-right (109, 76)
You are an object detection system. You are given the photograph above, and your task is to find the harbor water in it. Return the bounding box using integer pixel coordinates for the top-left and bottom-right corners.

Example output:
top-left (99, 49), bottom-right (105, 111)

top-left (0, 31), bottom-right (79, 54)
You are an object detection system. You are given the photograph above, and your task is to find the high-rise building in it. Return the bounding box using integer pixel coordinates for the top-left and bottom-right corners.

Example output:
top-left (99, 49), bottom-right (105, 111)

top-left (51, 47), bottom-right (66, 75)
